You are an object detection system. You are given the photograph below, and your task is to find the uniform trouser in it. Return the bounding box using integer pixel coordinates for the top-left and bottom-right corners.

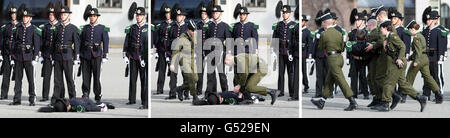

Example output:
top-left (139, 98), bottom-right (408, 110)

top-left (0, 56), bottom-right (12, 98)
top-left (350, 59), bottom-right (369, 97)
top-left (422, 61), bottom-right (441, 96)
top-left (382, 59), bottom-right (419, 102)
top-left (206, 52), bottom-right (228, 94)
top-left (13, 61), bottom-right (35, 103)
top-left (278, 55), bottom-right (293, 96)
top-left (177, 73), bottom-right (197, 96)
top-left (293, 57), bottom-right (300, 98)
top-left (156, 52), bottom-right (168, 93)
top-left (406, 56), bottom-right (440, 93)
top-left (41, 57), bottom-right (52, 99)
top-left (81, 57), bottom-right (102, 101)
top-left (129, 60), bottom-right (146, 105)
top-left (245, 72), bottom-right (268, 96)
top-left (315, 57), bottom-right (328, 97)
top-left (323, 54), bottom-right (353, 99)
top-left (301, 57), bottom-right (308, 90)
top-left (51, 60), bottom-right (76, 104)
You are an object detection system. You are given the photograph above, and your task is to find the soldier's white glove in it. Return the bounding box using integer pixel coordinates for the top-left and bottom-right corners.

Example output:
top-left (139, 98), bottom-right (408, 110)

top-left (307, 55), bottom-right (315, 64)
top-left (39, 57), bottom-right (44, 64)
top-left (154, 53), bottom-right (159, 59)
top-left (444, 52), bottom-right (448, 61)
top-left (123, 57), bottom-right (129, 64)
top-left (102, 58), bottom-right (108, 63)
top-left (346, 59), bottom-right (350, 65)
top-left (288, 55), bottom-right (293, 61)
top-left (32, 60), bottom-right (37, 65)
top-left (32, 56), bottom-right (39, 65)
top-left (140, 60), bottom-right (146, 67)
top-left (166, 57), bottom-right (170, 62)
top-left (438, 55), bottom-right (444, 65)
top-left (11, 60), bottom-right (15, 65)
top-left (74, 56), bottom-right (80, 65)
top-left (272, 51), bottom-right (277, 60)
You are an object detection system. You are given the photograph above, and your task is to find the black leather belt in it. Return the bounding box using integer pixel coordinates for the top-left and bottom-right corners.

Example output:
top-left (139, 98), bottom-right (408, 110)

top-left (327, 51), bottom-right (341, 55)
top-left (427, 47), bottom-right (437, 51)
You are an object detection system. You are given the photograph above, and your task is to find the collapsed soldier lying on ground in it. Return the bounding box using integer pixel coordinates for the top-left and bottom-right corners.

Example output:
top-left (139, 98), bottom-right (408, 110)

top-left (37, 98), bottom-right (115, 112)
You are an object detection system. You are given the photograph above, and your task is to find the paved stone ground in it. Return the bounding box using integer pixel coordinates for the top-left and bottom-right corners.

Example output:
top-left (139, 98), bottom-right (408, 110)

top-left (302, 53), bottom-right (450, 118)
top-left (150, 46), bottom-right (299, 118)
top-left (0, 49), bottom-right (148, 118)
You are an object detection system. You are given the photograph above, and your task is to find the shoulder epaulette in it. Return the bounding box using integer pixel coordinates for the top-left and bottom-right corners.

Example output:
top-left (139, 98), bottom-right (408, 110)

top-left (0, 25), bottom-right (5, 32)
top-left (98, 24), bottom-right (110, 32)
top-left (33, 25), bottom-right (42, 36)
top-left (125, 25), bottom-right (132, 34)
top-left (253, 23), bottom-right (259, 30)
top-left (403, 28), bottom-right (412, 36)
top-left (272, 22), bottom-right (280, 31)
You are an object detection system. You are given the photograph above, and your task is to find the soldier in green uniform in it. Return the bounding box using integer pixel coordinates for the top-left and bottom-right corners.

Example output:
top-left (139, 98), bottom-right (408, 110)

top-left (405, 21), bottom-right (442, 103)
top-left (169, 20), bottom-right (199, 103)
top-left (224, 53), bottom-right (280, 105)
top-left (371, 21), bottom-right (427, 112)
top-left (310, 13), bottom-right (357, 111)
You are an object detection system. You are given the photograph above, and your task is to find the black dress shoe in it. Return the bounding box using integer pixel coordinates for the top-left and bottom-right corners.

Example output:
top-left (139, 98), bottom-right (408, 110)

top-left (372, 102), bottom-right (389, 112)
top-left (288, 97), bottom-right (299, 101)
top-left (268, 89), bottom-right (279, 105)
top-left (416, 95), bottom-right (427, 112)
top-left (390, 93), bottom-right (402, 110)
top-left (29, 103), bottom-right (35, 106)
top-left (277, 93), bottom-right (284, 97)
top-left (8, 102), bottom-right (21, 105)
top-left (435, 93), bottom-right (443, 104)
top-left (139, 105), bottom-right (148, 109)
top-left (311, 98), bottom-right (325, 109)
top-left (39, 98), bottom-right (49, 102)
top-left (367, 98), bottom-right (381, 107)
top-left (0, 97), bottom-right (7, 100)
top-left (126, 102), bottom-right (136, 105)
top-left (184, 97), bottom-right (190, 100)
top-left (164, 96), bottom-right (176, 100)
top-left (153, 91), bottom-right (163, 95)
top-left (344, 97), bottom-right (357, 111)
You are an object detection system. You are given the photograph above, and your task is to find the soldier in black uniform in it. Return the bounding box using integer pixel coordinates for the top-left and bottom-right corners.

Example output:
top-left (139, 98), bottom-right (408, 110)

top-left (155, 3), bottom-right (174, 95)
top-left (422, 8), bottom-right (446, 102)
top-left (0, 3), bottom-right (18, 100)
top-left (39, 2), bottom-right (59, 102)
top-left (272, 2), bottom-right (296, 97)
top-left (204, 5), bottom-right (231, 95)
top-left (123, 3), bottom-right (148, 109)
top-left (310, 10), bottom-right (327, 98)
top-left (347, 9), bottom-right (369, 99)
top-left (231, 3), bottom-right (258, 55)
top-left (301, 14), bottom-right (312, 95)
top-left (80, 5), bottom-right (110, 103)
top-left (50, 6), bottom-right (80, 105)
top-left (166, 4), bottom-right (189, 100)
top-left (194, 1), bottom-right (213, 96)
top-left (9, 8), bottom-right (41, 106)
top-left (289, 5), bottom-right (300, 101)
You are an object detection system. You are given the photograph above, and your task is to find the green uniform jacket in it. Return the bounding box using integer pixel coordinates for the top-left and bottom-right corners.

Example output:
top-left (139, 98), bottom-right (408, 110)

top-left (409, 33), bottom-right (427, 64)
top-left (385, 32), bottom-right (406, 63)
top-left (318, 27), bottom-right (344, 52)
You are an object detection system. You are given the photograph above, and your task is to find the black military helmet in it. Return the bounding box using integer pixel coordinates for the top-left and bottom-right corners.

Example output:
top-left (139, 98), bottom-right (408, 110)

top-left (46, 2), bottom-right (56, 13)
top-left (128, 2), bottom-right (146, 21)
top-left (422, 6), bottom-right (432, 23)
top-left (294, 4), bottom-right (299, 20)
top-left (187, 20), bottom-right (197, 31)
top-left (374, 5), bottom-right (386, 17)
top-left (388, 8), bottom-right (403, 20)
top-left (320, 12), bottom-right (333, 21)
top-left (406, 20), bottom-right (417, 29)
top-left (211, 5), bottom-right (224, 12)
top-left (275, 1), bottom-right (292, 19)
top-left (302, 15), bottom-right (310, 21)
top-left (84, 5), bottom-right (101, 21)
top-left (22, 8), bottom-right (34, 17)
top-left (234, 3), bottom-right (250, 19)
top-left (350, 9), bottom-right (367, 25)
top-left (315, 10), bottom-right (324, 26)
top-left (379, 20), bottom-right (392, 28)
top-left (207, 93), bottom-right (219, 105)
top-left (60, 6), bottom-right (72, 13)
top-left (54, 99), bottom-right (68, 112)
top-left (159, 2), bottom-right (171, 19)
top-left (195, 1), bottom-right (208, 18)
top-left (428, 11), bottom-right (440, 20)
top-left (6, 2), bottom-right (17, 14)
top-left (174, 7), bottom-right (188, 16)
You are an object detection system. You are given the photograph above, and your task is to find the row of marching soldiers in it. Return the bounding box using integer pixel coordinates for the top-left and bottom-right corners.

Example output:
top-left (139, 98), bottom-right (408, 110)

top-left (303, 5), bottom-right (448, 112)
top-left (152, 1), bottom-right (300, 105)
top-left (0, 2), bottom-right (148, 109)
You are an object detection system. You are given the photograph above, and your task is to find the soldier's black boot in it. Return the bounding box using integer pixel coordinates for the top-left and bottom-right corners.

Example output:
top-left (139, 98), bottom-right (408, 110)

top-left (415, 95), bottom-right (427, 112)
top-left (268, 89), bottom-right (280, 105)
top-left (390, 92), bottom-right (402, 110)
top-left (373, 101), bottom-right (389, 112)
top-left (164, 88), bottom-right (178, 100)
top-left (311, 98), bottom-right (325, 109)
top-left (400, 94), bottom-right (407, 103)
top-left (192, 94), bottom-right (199, 104)
top-left (367, 97), bottom-right (381, 107)
top-left (344, 97), bottom-right (357, 111)
top-left (434, 92), bottom-right (443, 104)
top-left (175, 87), bottom-right (183, 102)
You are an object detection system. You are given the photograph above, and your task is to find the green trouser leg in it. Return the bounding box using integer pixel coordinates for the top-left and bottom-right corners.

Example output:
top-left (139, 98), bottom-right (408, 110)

top-left (406, 57), bottom-right (441, 93)
top-left (397, 65), bottom-right (419, 98)
top-left (368, 55), bottom-right (380, 98)
top-left (375, 54), bottom-right (388, 99)
top-left (323, 54), bottom-right (353, 99)
top-left (245, 72), bottom-right (268, 96)
top-left (182, 73), bottom-right (198, 96)
top-left (381, 64), bottom-right (400, 102)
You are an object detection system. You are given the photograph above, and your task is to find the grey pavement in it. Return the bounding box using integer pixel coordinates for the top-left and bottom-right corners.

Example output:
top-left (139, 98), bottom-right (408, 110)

top-left (0, 48), bottom-right (148, 118)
